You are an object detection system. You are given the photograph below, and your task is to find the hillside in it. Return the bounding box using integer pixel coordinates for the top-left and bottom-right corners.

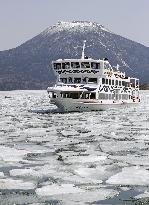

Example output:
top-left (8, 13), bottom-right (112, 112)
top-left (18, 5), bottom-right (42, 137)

top-left (0, 21), bottom-right (149, 90)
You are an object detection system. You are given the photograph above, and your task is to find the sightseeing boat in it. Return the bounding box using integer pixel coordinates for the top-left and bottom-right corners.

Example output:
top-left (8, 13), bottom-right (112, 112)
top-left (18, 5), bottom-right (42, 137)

top-left (47, 41), bottom-right (140, 112)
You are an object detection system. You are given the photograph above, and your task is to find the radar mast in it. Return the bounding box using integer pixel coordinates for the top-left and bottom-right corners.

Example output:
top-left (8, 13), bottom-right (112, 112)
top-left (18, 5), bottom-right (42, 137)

top-left (81, 40), bottom-right (86, 59)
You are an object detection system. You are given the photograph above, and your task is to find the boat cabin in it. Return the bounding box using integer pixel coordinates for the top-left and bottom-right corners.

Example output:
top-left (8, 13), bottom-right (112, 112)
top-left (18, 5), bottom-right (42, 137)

top-left (47, 41), bottom-right (140, 107)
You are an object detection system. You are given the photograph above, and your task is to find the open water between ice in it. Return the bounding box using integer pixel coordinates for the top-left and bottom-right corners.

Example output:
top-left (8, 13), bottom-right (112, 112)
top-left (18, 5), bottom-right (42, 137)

top-left (0, 90), bottom-right (149, 205)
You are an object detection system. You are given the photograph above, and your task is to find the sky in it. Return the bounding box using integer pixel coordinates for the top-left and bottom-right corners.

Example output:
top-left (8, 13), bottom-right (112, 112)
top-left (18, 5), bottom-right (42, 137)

top-left (0, 0), bottom-right (149, 51)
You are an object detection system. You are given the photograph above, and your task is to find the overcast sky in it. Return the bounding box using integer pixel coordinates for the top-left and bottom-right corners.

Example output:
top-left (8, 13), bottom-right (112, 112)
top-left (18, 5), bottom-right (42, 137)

top-left (0, 0), bottom-right (149, 51)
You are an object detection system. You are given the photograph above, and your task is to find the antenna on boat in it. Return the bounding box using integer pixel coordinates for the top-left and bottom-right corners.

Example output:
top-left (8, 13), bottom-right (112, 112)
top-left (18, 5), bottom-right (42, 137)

top-left (56, 75), bottom-right (61, 84)
top-left (116, 64), bottom-right (120, 71)
top-left (81, 40), bottom-right (86, 59)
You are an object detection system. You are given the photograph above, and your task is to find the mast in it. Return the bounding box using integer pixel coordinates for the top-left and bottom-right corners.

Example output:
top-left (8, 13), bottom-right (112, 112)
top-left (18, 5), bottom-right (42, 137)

top-left (81, 40), bottom-right (86, 59)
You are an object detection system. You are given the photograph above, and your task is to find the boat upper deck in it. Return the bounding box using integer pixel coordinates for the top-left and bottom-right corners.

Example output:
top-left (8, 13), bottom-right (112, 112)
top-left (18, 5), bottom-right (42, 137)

top-left (50, 41), bottom-right (139, 87)
top-left (52, 58), bottom-right (112, 71)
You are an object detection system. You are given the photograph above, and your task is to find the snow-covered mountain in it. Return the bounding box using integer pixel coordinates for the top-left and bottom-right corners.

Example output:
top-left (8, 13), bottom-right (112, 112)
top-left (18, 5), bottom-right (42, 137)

top-left (0, 21), bottom-right (149, 90)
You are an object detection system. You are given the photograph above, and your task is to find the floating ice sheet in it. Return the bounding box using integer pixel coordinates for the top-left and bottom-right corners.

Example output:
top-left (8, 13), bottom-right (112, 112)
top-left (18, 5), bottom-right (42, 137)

top-left (43, 188), bottom-right (119, 205)
top-left (135, 191), bottom-right (149, 199)
top-left (0, 178), bottom-right (36, 190)
top-left (0, 145), bottom-right (29, 162)
top-left (0, 172), bottom-right (4, 177)
top-left (106, 166), bottom-right (149, 185)
top-left (109, 154), bottom-right (149, 166)
top-left (66, 155), bottom-right (107, 164)
top-left (36, 183), bottom-right (84, 196)
top-left (9, 165), bottom-right (57, 180)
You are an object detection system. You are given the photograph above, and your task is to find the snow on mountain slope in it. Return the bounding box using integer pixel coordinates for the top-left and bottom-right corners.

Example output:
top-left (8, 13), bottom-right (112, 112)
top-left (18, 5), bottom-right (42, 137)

top-left (42, 21), bottom-right (111, 35)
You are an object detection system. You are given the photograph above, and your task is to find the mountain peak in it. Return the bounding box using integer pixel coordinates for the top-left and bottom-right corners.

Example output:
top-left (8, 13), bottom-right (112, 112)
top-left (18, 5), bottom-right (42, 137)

top-left (42, 20), bottom-right (111, 36)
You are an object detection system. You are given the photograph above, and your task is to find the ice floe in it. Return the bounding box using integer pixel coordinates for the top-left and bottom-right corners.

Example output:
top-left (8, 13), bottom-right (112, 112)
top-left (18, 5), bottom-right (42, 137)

top-left (135, 191), bottom-right (149, 199)
top-left (66, 155), bottom-right (107, 164)
top-left (0, 145), bottom-right (29, 162)
top-left (9, 164), bottom-right (57, 180)
top-left (42, 188), bottom-right (119, 205)
top-left (0, 178), bottom-right (36, 190)
top-left (109, 154), bottom-right (149, 166)
top-left (36, 183), bottom-right (84, 196)
top-left (0, 172), bottom-right (4, 177)
top-left (106, 166), bottom-right (149, 185)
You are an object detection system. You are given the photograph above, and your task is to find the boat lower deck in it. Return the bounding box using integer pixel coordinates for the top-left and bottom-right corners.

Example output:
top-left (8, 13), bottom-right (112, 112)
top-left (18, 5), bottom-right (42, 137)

top-left (51, 98), bottom-right (139, 112)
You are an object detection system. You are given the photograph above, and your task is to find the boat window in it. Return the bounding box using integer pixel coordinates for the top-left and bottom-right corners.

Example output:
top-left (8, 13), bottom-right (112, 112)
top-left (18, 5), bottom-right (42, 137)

top-left (71, 62), bottom-right (80, 68)
top-left (102, 78), bottom-right (105, 84)
top-left (85, 93), bottom-right (90, 99)
top-left (99, 93), bottom-right (103, 99)
top-left (99, 93), bottom-right (107, 99)
top-left (136, 81), bottom-right (139, 88)
top-left (122, 94), bottom-right (128, 100)
top-left (68, 77), bottom-right (73, 83)
top-left (119, 81), bottom-right (121, 86)
top-left (90, 93), bottom-right (96, 99)
top-left (81, 62), bottom-right (90, 68)
top-left (70, 92), bottom-right (80, 99)
top-left (119, 94), bottom-right (122, 100)
top-left (99, 93), bottom-right (109, 100)
top-left (63, 92), bottom-right (69, 98)
top-left (52, 92), bottom-right (57, 98)
top-left (104, 62), bottom-right (110, 70)
top-left (105, 94), bottom-right (108, 100)
top-left (91, 62), bottom-right (100, 69)
top-left (106, 79), bottom-right (108, 84)
top-left (62, 62), bottom-right (70, 69)
top-left (82, 77), bottom-right (87, 83)
top-left (74, 78), bottom-right (81, 83)
top-left (88, 78), bottom-right (97, 83)
top-left (109, 94), bottom-right (112, 100)
top-left (116, 80), bottom-right (118, 86)
top-left (122, 81), bottom-right (125, 86)
top-left (112, 80), bottom-right (114, 85)
top-left (111, 94), bottom-right (114, 100)
top-left (53, 63), bottom-right (57, 70)
top-left (60, 78), bottom-right (67, 83)
top-left (109, 79), bottom-right (111, 85)
top-left (54, 63), bottom-right (61, 70)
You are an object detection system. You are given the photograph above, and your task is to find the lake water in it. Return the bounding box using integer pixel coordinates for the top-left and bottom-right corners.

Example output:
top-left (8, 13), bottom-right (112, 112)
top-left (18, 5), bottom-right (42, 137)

top-left (0, 90), bottom-right (149, 205)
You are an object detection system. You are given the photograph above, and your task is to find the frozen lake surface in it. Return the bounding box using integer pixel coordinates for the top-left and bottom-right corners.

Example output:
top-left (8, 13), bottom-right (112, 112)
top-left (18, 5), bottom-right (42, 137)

top-left (0, 90), bottom-right (149, 205)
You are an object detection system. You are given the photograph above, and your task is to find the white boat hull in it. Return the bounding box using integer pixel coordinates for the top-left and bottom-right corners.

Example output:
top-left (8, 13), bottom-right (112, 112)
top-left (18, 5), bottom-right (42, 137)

top-left (51, 98), bottom-right (138, 112)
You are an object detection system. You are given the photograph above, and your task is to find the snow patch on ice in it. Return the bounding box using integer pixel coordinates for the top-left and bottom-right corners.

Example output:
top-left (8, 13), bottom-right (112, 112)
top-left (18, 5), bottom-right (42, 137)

top-left (9, 164), bottom-right (57, 179)
top-left (0, 172), bottom-right (4, 177)
top-left (109, 155), bottom-right (149, 166)
top-left (10, 168), bottom-right (41, 179)
top-left (67, 155), bottom-right (107, 164)
top-left (74, 167), bottom-right (102, 183)
top-left (0, 146), bottom-right (29, 162)
top-left (0, 178), bottom-right (36, 190)
top-left (135, 191), bottom-right (149, 199)
top-left (36, 183), bottom-right (84, 196)
top-left (46, 188), bottom-right (119, 205)
top-left (106, 166), bottom-right (149, 186)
